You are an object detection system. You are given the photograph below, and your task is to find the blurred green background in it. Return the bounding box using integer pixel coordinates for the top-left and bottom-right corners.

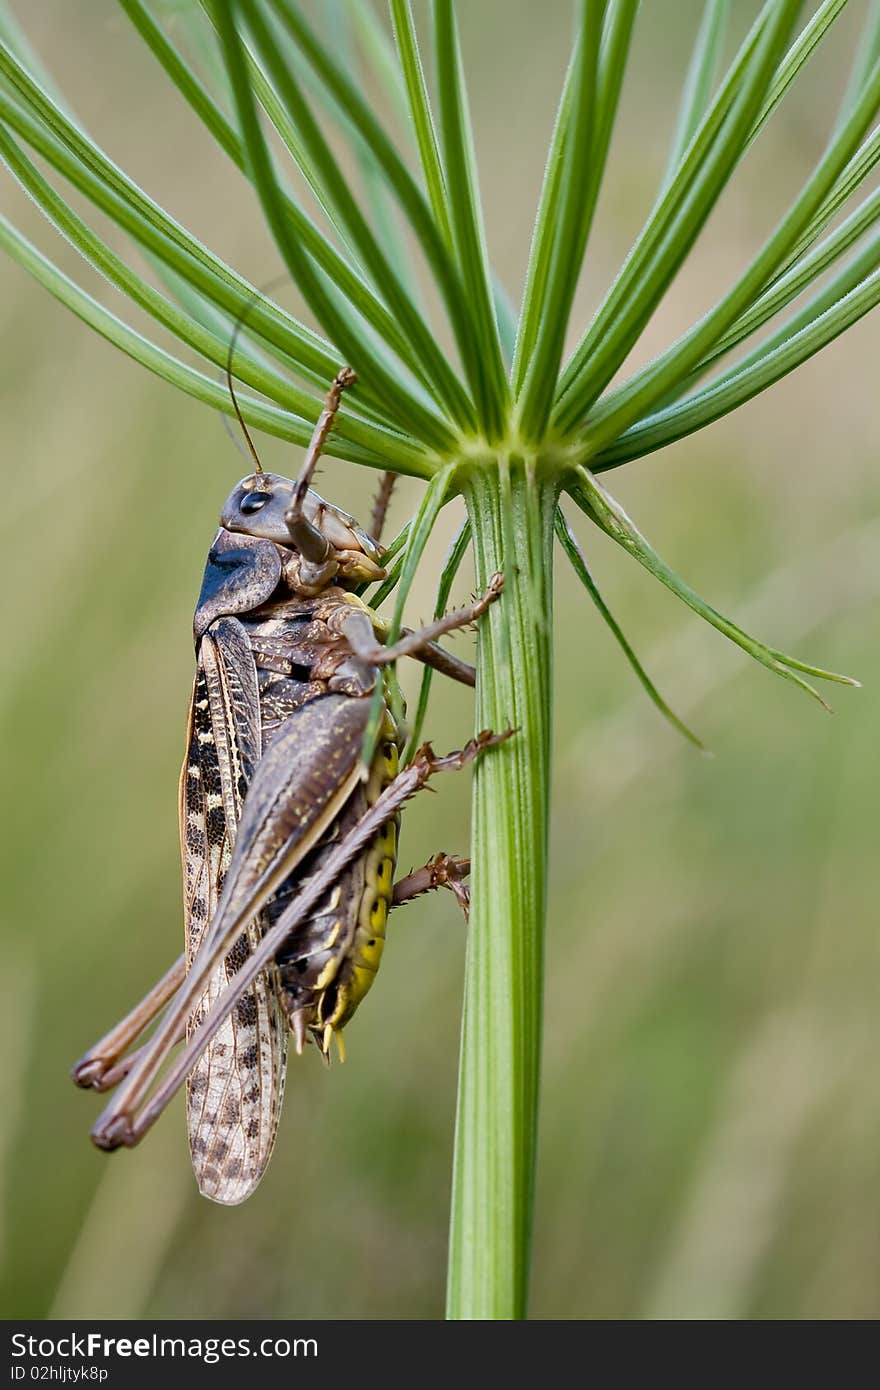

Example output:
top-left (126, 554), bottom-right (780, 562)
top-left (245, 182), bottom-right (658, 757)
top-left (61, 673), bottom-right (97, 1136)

top-left (2, 1), bottom-right (879, 1320)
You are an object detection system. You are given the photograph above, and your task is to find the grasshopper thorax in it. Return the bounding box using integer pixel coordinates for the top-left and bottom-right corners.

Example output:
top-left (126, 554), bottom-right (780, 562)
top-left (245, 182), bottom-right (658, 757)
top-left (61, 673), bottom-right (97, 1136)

top-left (221, 472), bottom-right (386, 596)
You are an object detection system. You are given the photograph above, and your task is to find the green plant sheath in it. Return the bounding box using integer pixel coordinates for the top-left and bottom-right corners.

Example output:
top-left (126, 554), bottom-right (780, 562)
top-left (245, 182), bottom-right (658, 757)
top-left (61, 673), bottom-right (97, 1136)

top-left (447, 464), bottom-right (557, 1319)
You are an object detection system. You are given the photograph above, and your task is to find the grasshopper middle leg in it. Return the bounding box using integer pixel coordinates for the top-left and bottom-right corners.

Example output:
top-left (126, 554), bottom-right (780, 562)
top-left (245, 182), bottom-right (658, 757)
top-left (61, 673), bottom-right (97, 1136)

top-left (392, 852), bottom-right (471, 920)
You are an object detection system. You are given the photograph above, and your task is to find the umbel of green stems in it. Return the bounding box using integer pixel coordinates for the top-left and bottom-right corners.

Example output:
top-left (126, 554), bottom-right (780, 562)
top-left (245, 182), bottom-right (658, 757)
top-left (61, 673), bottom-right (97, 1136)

top-left (2, 0), bottom-right (878, 1317)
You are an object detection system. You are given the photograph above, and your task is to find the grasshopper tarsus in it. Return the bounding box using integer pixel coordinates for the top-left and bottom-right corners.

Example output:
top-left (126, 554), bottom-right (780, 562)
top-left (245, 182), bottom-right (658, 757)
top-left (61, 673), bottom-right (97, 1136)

top-left (73, 1052), bottom-right (133, 1092)
top-left (478, 570), bottom-right (505, 609)
top-left (91, 1114), bottom-right (135, 1152)
top-left (71, 1057), bottom-right (107, 1090)
top-left (78, 1035), bottom-right (178, 1094)
top-left (334, 364), bottom-right (356, 391)
top-left (392, 851), bottom-right (472, 920)
top-left (73, 1051), bottom-right (130, 1092)
top-left (413, 725), bottom-right (515, 776)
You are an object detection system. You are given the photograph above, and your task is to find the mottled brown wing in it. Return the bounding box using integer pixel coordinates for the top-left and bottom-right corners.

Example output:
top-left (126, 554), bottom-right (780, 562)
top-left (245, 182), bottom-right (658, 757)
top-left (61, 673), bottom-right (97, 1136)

top-left (181, 629), bottom-right (372, 1205)
top-left (180, 617), bottom-right (288, 1206)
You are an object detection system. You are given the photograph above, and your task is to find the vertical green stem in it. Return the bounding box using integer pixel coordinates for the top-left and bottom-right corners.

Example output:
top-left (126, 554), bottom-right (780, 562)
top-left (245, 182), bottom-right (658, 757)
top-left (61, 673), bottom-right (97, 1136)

top-left (447, 463), bottom-right (556, 1320)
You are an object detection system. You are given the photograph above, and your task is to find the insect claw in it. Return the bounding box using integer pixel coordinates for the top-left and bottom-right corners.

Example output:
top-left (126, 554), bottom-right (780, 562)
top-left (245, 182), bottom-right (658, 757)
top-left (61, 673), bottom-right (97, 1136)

top-left (391, 851), bottom-right (471, 919)
top-left (484, 571), bottom-right (505, 603)
top-left (477, 724), bottom-right (517, 750)
top-left (71, 1057), bottom-right (108, 1089)
top-left (73, 1052), bottom-right (138, 1092)
top-left (450, 879), bottom-right (471, 920)
top-left (91, 1114), bottom-right (135, 1152)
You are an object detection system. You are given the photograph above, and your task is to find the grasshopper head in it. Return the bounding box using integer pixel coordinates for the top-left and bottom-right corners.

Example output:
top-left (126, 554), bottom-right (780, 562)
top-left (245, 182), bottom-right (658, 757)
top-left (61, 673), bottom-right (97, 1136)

top-left (221, 472), bottom-right (386, 594)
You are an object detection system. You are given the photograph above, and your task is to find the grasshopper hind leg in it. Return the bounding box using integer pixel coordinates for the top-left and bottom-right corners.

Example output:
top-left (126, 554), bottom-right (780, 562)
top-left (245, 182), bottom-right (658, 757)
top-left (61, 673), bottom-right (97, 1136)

top-left (72, 955), bottom-right (186, 1091)
top-left (83, 727), bottom-right (512, 1158)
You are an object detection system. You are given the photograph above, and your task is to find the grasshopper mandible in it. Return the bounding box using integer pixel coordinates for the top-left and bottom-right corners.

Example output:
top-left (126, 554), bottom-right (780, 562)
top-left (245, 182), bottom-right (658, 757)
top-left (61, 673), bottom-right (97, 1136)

top-left (73, 366), bottom-right (506, 1205)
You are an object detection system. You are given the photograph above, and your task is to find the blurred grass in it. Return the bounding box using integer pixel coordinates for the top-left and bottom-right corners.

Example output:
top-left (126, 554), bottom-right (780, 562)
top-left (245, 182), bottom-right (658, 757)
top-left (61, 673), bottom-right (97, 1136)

top-left (1, 0), bottom-right (879, 1319)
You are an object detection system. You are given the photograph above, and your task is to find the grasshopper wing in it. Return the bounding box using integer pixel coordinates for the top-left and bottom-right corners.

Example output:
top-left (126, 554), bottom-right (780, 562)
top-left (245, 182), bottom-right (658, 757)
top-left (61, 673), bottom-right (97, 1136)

top-left (182, 626), bottom-right (369, 1203)
top-left (181, 616), bottom-right (287, 1205)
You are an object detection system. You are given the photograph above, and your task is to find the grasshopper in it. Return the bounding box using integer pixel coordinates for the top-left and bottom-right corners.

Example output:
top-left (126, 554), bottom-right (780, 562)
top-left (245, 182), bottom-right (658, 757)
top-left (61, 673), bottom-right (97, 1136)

top-left (73, 367), bottom-right (506, 1205)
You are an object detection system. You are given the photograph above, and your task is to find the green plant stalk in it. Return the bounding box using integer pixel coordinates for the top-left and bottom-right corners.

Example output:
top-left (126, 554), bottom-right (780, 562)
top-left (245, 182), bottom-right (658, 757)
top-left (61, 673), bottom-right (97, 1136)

top-left (447, 463), bottom-right (556, 1320)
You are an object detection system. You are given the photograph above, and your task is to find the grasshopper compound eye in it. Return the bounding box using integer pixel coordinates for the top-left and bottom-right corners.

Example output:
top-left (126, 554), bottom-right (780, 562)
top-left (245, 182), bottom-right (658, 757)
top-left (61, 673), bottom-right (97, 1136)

top-left (239, 490), bottom-right (271, 514)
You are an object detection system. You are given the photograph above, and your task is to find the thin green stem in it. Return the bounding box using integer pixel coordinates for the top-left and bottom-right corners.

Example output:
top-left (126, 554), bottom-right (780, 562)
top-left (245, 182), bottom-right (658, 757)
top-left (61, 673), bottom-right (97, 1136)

top-left (747, 0), bottom-right (850, 149)
top-left (405, 517), bottom-right (471, 763)
top-left (286, 0), bottom-right (421, 306)
top-left (447, 464), bottom-right (556, 1320)
top-left (569, 468), bottom-right (859, 705)
top-left (434, 0), bottom-right (509, 439)
top-left (250, 0), bottom-right (473, 429)
top-left (511, 0), bottom-right (637, 396)
top-left (782, 125), bottom-right (880, 273)
top-left (345, 0), bottom-right (414, 136)
top-left (517, 0), bottom-right (604, 443)
top-left (590, 257), bottom-right (880, 469)
top-left (835, 0), bottom-right (880, 131)
top-left (265, 0), bottom-right (482, 432)
top-left (555, 508), bottom-right (704, 749)
top-left (389, 0), bottom-right (452, 244)
top-left (661, 184), bottom-right (880, 402)
top-left (362, 466), bottom-right (457, 769)
top-left (0, 47), bottom-right (355, 394)
top-left (553, 0), bottom-right (801, 430)
top-left (212, 0), bottom-right (455, 455)
top-left (112, 2), bottom-right (437, 400)
top-left (0, 123), bottom-right (321, 415)
top-left (582, 54), bottom-right (880, 449)
top-left (510, 47), bottom-right (575, 395)
top-left (0, 213), bottom-right (429, 472)
top-left (662, 0), bottom-right (729, 188)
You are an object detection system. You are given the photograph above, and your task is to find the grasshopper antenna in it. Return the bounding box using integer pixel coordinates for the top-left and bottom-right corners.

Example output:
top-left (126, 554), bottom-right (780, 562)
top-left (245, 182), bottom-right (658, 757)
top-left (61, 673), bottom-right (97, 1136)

top-left (223, 273), bottom-right (293, 476)
top-left (225, 300), bottom-right (265, 477)
top-left (222, 278), bottom-right (358, 563)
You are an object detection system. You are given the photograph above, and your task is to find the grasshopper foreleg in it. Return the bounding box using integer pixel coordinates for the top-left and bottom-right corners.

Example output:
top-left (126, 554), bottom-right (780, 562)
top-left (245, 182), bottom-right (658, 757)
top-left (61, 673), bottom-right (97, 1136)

top-left (370, 470), bottom-right (398, 543)
top-left (399, 634), bottom-right (476, 688)
top-left (89, 727), bottom-right (512, 1153)
top-left (345, 571), bottom-right (504, 684)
